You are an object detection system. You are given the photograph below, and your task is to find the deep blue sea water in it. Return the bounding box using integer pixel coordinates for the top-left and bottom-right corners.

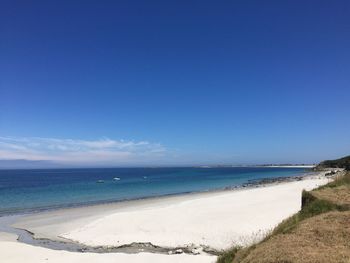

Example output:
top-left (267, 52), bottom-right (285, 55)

top-left (0, 167), bottom-right (310, 216)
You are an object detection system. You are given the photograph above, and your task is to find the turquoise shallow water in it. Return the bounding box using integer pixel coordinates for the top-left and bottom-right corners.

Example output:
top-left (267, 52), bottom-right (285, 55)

top-left (0, 167), bottom-right (310, 215)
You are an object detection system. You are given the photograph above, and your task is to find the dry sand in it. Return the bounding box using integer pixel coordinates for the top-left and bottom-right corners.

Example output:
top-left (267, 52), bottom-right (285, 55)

top-left (60, 176), bottom-right (330, 249)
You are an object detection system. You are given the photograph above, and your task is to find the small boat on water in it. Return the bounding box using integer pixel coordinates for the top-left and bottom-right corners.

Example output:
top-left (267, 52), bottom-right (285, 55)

top-left (96, 180), bottom-right (104, 183)
top-left (113, 177), bottom-right (121, 181)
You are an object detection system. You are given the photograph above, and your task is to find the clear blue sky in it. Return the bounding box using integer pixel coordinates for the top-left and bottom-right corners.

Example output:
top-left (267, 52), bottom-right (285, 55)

top-left (0, 0), bottom-right (349, 167)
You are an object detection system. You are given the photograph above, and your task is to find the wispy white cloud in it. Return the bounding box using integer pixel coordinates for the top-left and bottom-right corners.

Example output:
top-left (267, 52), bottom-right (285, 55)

top-left (0, 136), bottom-right (166, 166)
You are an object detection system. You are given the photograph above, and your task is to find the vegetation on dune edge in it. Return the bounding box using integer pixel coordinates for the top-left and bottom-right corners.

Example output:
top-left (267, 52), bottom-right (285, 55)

top-left (316, 155), bottom-right (350, 170)
top-left (217, 158), bottom-right (350, 263)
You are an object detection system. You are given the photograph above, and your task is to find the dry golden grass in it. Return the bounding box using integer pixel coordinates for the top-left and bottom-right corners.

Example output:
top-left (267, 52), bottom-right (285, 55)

top-left (311, 172), bottom-right (350, 208)
top-left (312, 185), bottom-right (350, 208)
top-left (234, 211), bottom-right (350, 263)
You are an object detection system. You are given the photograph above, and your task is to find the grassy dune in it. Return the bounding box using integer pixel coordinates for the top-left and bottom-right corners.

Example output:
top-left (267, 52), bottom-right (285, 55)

top-left (218, 171), bottom-right (350, 263)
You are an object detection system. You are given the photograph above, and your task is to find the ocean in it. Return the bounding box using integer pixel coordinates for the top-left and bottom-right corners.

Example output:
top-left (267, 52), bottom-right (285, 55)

top-left (0, 167), bottom-right (311, 216)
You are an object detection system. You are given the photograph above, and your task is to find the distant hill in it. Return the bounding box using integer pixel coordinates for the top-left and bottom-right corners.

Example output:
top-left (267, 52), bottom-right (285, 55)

top-left (317, 155), bottom-right (350, 170)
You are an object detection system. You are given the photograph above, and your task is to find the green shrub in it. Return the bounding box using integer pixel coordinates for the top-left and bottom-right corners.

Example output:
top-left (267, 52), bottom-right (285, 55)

top-left (318, 155), bottom-right (350, 169)
top-left (217, 247), bottom-right (239, 263)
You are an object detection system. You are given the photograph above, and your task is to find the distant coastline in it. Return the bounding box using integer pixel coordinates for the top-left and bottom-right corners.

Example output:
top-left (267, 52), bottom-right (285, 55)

top-left (197, 164), bottom-right (315, 168)
top-left (0, 159), bottom-right (316, 170)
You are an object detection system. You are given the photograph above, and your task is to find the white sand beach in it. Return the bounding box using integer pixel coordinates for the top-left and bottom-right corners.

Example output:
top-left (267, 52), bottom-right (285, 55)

top-left (0, 173), bottom-right (331, 263)
top-left (62, 175), bottom-right (330, 249)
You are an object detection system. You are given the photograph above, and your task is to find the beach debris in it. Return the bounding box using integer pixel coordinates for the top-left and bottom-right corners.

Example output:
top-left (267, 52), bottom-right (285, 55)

top-left (325, 171), bottom-right (336, 176)
top-left (174, 249), bottom-right (183, 254)
top-left (191, 248), bottom-right (202, 255)
top-left (168, 250), bottom-right (173, 255)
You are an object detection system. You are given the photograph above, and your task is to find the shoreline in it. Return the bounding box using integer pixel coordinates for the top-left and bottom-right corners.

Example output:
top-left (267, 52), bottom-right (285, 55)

top-left (2, 171), bottom-right (330, 243)
top-left (0, 168), bottom-right (316, 218)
